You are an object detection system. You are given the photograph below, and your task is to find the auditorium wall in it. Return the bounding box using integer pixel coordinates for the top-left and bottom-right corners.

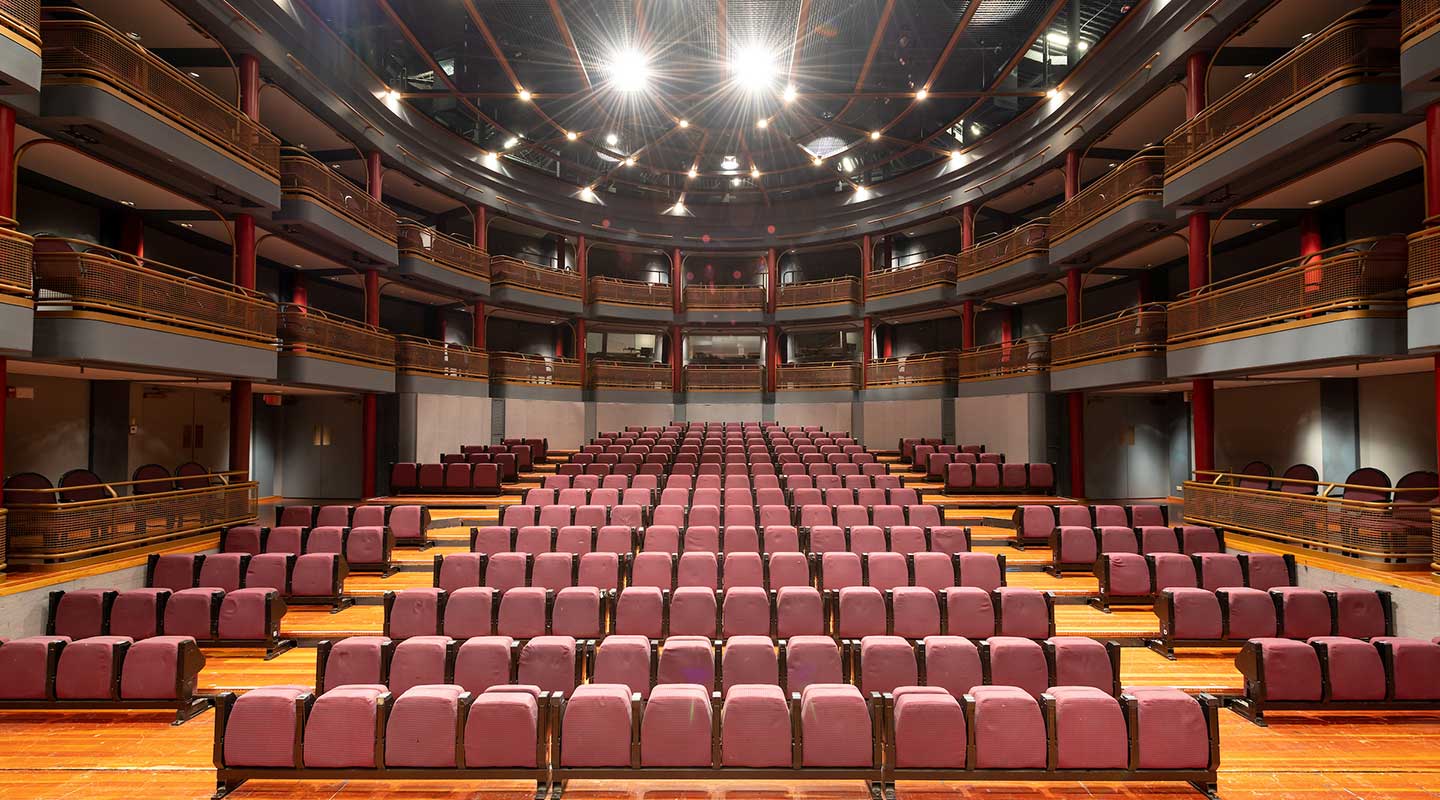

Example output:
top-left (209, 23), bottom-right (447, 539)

top-left (954, 393), bottom-right (1047, 463)
top-left (504, 397), bottom-right (585, 449)
top-left (399, 392), bottom-right (491, 462)
top-left (863, 397), bottom-right (945, 450)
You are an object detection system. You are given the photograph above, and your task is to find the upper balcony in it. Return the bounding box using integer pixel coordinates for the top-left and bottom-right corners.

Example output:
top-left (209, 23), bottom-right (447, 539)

top-left (1049, 304), bottom-right (1168, 392)
top-left (1049, 150), bottom-right (1172, 266)
top-left (396, 222), bottom-right (489, 298)
top-left (0, 225), bottom-right (33, 357)
top-left (277, 151), bottom-right (397, 268)
top-left (776, 277), bottom-right (860, 321)
top-left (863, 255), bottom-right (956, 315)
top-left (955, 223), bottom-right (1050, 298)
top-left (1168, 237), bottom-right (1408, 378)
top-left (1164, 8), bottom-right (1403, 209)
top-left (776, 361), bottom-right (860, 392)
top-left (1405, 225), bottom-right (1440, 351)
top-left (866, 352), bottom-right (956, 391)
top-left (490, 352), bottom-right (582, 388)
top-left (37, 8), bottom-right (280, 209)
top-left (277, 304), bottom-right (395, 393)
top-left (685, 363), bottom-right (765, 392)
top-left (32, 237), bottom-right (277, 380)
top-left (395, 335), bottom-right (488, 396)
top-left (954, 338), bottom-right (1050, 396)
top-left (683, 285), bottom-right (766, 323)
top-left (1401, 0), bottom-right (1440, 95)
top-left (0, 0), bottom-right (40, 93)
top-left (588, 360), bottom-right (672, 392)
top-left (488, 256), bottom-right (583, 316)
top-left (589, 276), bottom-right (672, 322)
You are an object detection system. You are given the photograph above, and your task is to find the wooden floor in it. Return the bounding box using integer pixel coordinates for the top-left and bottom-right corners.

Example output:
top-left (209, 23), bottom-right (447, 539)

top-left (4, 466), bottom-right (1439, 799)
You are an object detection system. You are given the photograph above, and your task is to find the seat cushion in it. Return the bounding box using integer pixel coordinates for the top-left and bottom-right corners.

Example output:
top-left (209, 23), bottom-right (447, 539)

top-left (721, 684), bottom-right (791, 767)
top-left (1049, 686), bottom-right (1127, 769)
top-left (971, 686), bottom-right (1045, 769)
top-left (560, 684), bottom-right (633, 767)
top-left (1311, 637), bottom-right (1385, 701)
top-left (893, 689), bottom-right (966, 768)
top-left (386, 685), bottom-right (465, 768)
top-left (799, 684), bottom-right (872, 767)
top-left (303, 686), bottom-right (386, 768)
top-left (224, 686), bottom-right (309, 767)
top-left (640, 684), bottom-right (713, 767)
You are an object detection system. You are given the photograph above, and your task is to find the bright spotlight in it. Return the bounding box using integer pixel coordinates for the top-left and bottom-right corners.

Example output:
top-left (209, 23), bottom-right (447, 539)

top-left (678, 119), bottom-right (690, 128)
top-left (606, 49), bottom-right (651, 92)
top-left (605, 132), bottom-right (618, 146)
top-left (869, 130), bottom-right (881, 140)
top-left (950, 149), bottom-right (962, 162)
top-left (812, 156), bottom-right (823, 166)
top-left (915, 88), bottom-right (928, 101)
top-left (782, 84), bottom-right (797, 103)
top-left (853, 184), bottom-right (871, 200)
top-left (750, 168), bottom-right (760, 179)
top-left (671, 200), bottom-right (685, 214)
top-left (732, 45), bottom-right (778, 92)
top-left (518, 89), bottom-right (532, 101)
top-left (579, 185), bottom-right (595, 200)
top-left (503, 136), bottom-right (519, 149)
top-left (756, 118), bottom-right (769, 129)
top-left (1046, 88), bottom-right (1062, 100)
top-left (624, 157), bottom-right (636, 167)
top-left (687, 167), bottom-right (698, 178)
top-left (565, 130), bottom-right (578, 141)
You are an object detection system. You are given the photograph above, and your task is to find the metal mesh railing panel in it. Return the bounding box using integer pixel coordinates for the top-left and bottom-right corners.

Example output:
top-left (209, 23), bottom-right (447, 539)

top-left (866, 256), bottom-right (956, 298)
top-left (685, 364), bottom-right (764, 390)
top-left (398, 223), bottom-right (489, 280)
top-left (0, 226), bottom-right (32, 298)
top-left (490, 257), bottom-right (583, 298)
top-left (396, 336), bottom-right (487, 379)
top-left (955, 339), bottom-right (1049, 379)
top-left (1403, 0), bottom-right (1440, 42)
top-left (590, 276), bottom-right (671, 306)
top-left (684, 285), bottom-right (766, 309)
top-left (1049, 155), bottom-right (1165, 242)
top-left (866, 353), bottom-right (957, 386)
top-left (278, 305), bottom-right (395, 367)
top-left (776, 362), bottom-right (860, 389)
top-left (589, 362), bottom-right (672, 390)
top-left (281, 154), bottom-right (397, 240)
top-left (490, 352), bottom-right (582, 386)
top-left (955, 224), bottom-right (1048, 280)
top-left (779, 277), bottom-right (860, 306)
top-left (1051, 309), bottom-right (1167, 366)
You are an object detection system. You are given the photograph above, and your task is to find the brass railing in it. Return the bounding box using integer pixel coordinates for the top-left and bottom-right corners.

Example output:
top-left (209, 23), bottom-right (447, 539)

top-left (956, 223), bottom-right (1048, 280)
top-left (490, 352), bottom-right (582, 386)
top-left (778, 276), bottom-right (860, 307)
top-left (41, 10), bottom-right (279, 176)
top-left (281, 151), bottom-right (397, 241)
top-left (1049, 150), bottom-right (1166, 243)
top-left (0, 508), bottom-right (7, 572)
top-left (398, 222), bottom-right (489, 280)
top-left (1050, 304), bottom-right (1168, 368)
top-left (0, 225), bottom-right (33, 300)
top-left (1406, 226), bottom-right (1440, 301)
top-left (1403, 0), bottom-right (1440, 44)
top-left (4, 474), bottom-right (257, 565)
top-left (685, 363), bottom-right (765, 390)
top-left (1168, 237), bottom-right (1406, 344)
top-left (0, 0), bottom-right (38, 51)
top-left (866, 256), bottom-right (956, 298)
top-left (490, 256), bottom-right (583, 299)
top-left (590, 275), bottom-right (671, 307)
top-left (684, 284), bottom-right (766, 309)
top-left (278, 303), bottom-right (395, 368)
top-left (1166, 9), bottom-right (1400, 175)
top-left (396, 335), bottom-right (487, 380)
top-left (1432, 507), bottom-right (1439, 573)
top-left (34, 238), bottom-right (277, 345)
top-left (776, 361), bottom-right (860, 390)
top-left (1184, 471), bottom-right (1437, 567)
top-left (866, 352), bottom-right (957, 387)
top-left (589, 361), bottom-right (672, 390)
top-left (955, 338), bottom-right (1049, 380)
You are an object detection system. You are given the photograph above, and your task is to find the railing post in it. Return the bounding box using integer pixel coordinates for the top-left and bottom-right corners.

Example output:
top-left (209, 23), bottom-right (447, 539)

top-left (1064, 150), bottom-right (1081, 200)
top-left (670, 324), bottom-right (683, 392)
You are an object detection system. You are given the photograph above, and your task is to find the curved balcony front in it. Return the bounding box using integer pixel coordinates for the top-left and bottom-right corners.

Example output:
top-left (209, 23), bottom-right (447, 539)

top-left (954, 338), bottom-right (1050, 396)
top-left (684, 364), bottom-right (764, 393)
top-left (776, 361), bottom-right (860, 394)
top-left (1407, 226), bottom-right (1440, 351)
top-left (589, 361), bottom-right (672, 392)
top-left (276, 152), bottom-right (398, 268)
top-left (589, 276), bottom-right (673, 322)
top-left (1049, 305), bottom-right (1168, 391)
top-left (395, 335), bottom-right (487, 397)
top-left (277, 304), bottom-right (395, 393)
top-left (1401, 0), bottom-right (1440, 95)
top-left (396, 222), bottom-right (489, 297)
top-left (0, 225), bottom-right (33, 356)
top-left (955, 223), bottom-right (1050, 298)
top-left (37, 9), bottom-right (280, 209)
top-left (863, 256), bottom-right (956, 315)
top-left (682, 285), bottom-right (765, 323)
top-left (1168, 237), bottom-right (1408, 378)
top-left (776, 277), bottom-right (860, 321)
top-left (488, 256), bottom-right (583, 315)
top-left (0, 0), bottom-right (40, 93)
top-left (1049, 151), bottom-right (1172, 266)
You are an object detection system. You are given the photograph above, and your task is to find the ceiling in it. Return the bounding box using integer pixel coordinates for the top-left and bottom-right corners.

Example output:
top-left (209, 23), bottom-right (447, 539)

top-left (299, 0), bottom-right (1135, 206)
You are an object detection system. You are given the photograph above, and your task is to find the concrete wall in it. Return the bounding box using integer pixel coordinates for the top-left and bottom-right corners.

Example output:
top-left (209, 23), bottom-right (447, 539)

top-left (504, 398), bottom-right (585, 449)
top-left (595, 402), bottom-right (675, 435)
top-left (685, 402), bottom-right (765, 424)
top-left (1358, 371), bottom-right (1436, 482)
top-left (128, 384), bottom-right (231, 474)
top-left (5, 373), bottom-right (91, 479)
top-left (773, 401), bottom-right (855, 435)
top-left (863, 397), bottom-right (944, 450)
top-left (398, 393), bottom-right (491, 462)
top-left (1216, 382), bottom-right (1324, 477)
top-left (1083, 393), bottom-right (1177, 499)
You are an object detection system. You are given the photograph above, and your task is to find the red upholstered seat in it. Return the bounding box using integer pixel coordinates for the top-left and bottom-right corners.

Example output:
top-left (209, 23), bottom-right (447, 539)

top-left (721, 635), bottom-right (777, 693)
top-left (345, 526), bottom-right (388, 566)
top-left (920, 635), bottom-right (981, 697)
top-left (1273, 587), bottom-right (1333, 639)
top-left (866, 552), bottom-right (908, 591)
top-left (1220, 587), bottom-right (1278, 640)
top-left (836, 586), bottom-right (886, 638)
top-left (552, 587), bottom-right (603, 638)
top-left (1329, 589), bottom-right (1387, 639)
top-left (222, 526), bottom-right (265, 555)
top-left (785, 635), bottom-right (841, 692)
top-left (164, 588), bottom-right (221, 639)
top-left (388, 636), bottom-right (452, 696)
top-left (561, 684), bottom-right (633, 767)
top-left (0, 637), bottom-right (68, 699)
top-left (669, 587), bottom-right (718, 637)
top-left (303, 685), bottom-right (385, 768)
top-left (149, 554), bottom-right (200, 591)
top-left (321, 636), bottom-right (389, 693)
top-left (223, 686), bottom-right (309, 767)
top-left (290, 553), bottom-right (342, 597)
top-left (217, 588), bottom-right (282, 640)
top-left (910, 552), bottom-right (955, 592)
top-left (388, 588), bottom-right (444, 639)
top-left (721, 684), bottom-right (791, 767)
top-left (956, 552), bottom-right (1003, 591)
top-left (1150, 552), bottom-right (1198, 591)
top-left (1103, 553), bottom-right (1150, 596)
top-left (438, 554), bottom-right (484, 593)
top-left (994, 588), bottom-right (1050, 638)
top-left (470, 526), bottom-right (513, 555)
top-left (1249, 638), bottom-right (1323, 701)
top-left (452, 636), bottom-right (514, 695)
top-left (943, 587), bottom-right (995, 639)
top-left (120, 636), bottom-right (199, 700)
top-left (465, 687), bottom-right (542, 767)
top-left (1310, 636), bottom-right (1385, 700)
top-left (497, 588), bottom-right (550, 639)
top-left (641, 684), bottom-right (712, 767)
top-left (849, 525), bottom-right (887, 555)
top-left (1055, 526), bottom-right (1097, 566)
top-left (51, 590), bottom-right (115, 640)
top-left (518, 636), bottom-right (579, 694)
top-left (615, 587), bottom-right (665, 638)
top-left (677, 552), bottom-right (718, 590)
top-left (389, 506), bottom-right (427, 545)
top-left (1242, 554), bottom-right (1293, 591)
top-left (1092, 505), bottom-right (1127, 527)
top-left (109, 589), bottom-right (170, 641)
top-left (1373, 637), bottom-right (1440, 700)
top-left (1179, 525), bottom-right (1222, 554)
top-left (1163, 588), bottom-right (1223, 640)
top-left (890, 587), bottom-right (941, 639)
top-left (656, 635), bottom-right (715, 691)
top-left (264, 526), bottom-right (306, 555)
top-left (721, 552), bottom-right (764, 590)
top-left (1196, 553), bottom-right (1245, 592)
top-left (1097, 526), bottom-right (1138, 554)
top-left (442, 587), bottom-right (495, 639)
top-left (385, 684), bottom-right (464, 767)
top-left (800, 684), bottom-right (872, 767)
top-left (1049, 686), bottom-right (1127, 769)
top-left (55, 636), bottom-right (131, 699)
top-left (776, 587), bottom-right (824, 638)
top-left (244, 553), bottom-right (292, 593)
top-left (591, 635), bottom-right (653, 698)
top-left (893, 687), bottom-right (965, 768)
top-left (532, 552), bottom-right (576, 591)
top-left (985, 636), bottom-right (1048, 698)
top-left (971, 685), bottom-right (1046, 768)
top-left (1129, 687), bottom-right (1211, 769)
top-left (1057, 505), bottom-right (1091, 527)
top-left (858, 635), bottom-right (917, 695)
top-left (930, 526), bottom-right (971, 555)
top-left (485, 552), bottom-right (531, 594)
top-left (820, 552), bottom-right (862, 589)
top-left (721, 586), bottom-right (772, 638)
top-left (1139, 526), bottom-right (1180, 554)
top-left (1048, 636), bottom-right (1114, 694)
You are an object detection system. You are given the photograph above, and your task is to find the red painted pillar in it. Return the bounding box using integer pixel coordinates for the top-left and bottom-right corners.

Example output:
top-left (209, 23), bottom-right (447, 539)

top-left (229, 56), bottom-right (261, 481)
top-left (120, 212), bottom-right (144, 258)
top-left (235, 216), bottom-right (255, 288)
top-left (1064, 150), bottom-right (1081, 201)
top-left (961, 204), bottom-right (975, 251)
top-left (672, 248), bottom-right (682, 313)
top-left (474, 205), bottom-right (488, 250)
top-left (962, 299), bottom-right (975, 350)
top-left (554, 326), bottom-right (565, 359)
top-left (880, 326), bottom-right (893, 359)
top-left (1300, 211), bottom-right (1324, 294)
top-left (860, 235), bottom-right (872, 299)
top-left (576, 319), bottom-right (586, 380)
top-left (291, 273), bottom-right (308, 308)
top-left (766, 248), bottom-right (778, 313)
top-left (861, 317), bottom-right (872, 389)
top-left (0, 104), bottom-right (15, 222)
top-left (361, 269), bottom-right (380, 498)
top-left (366, 151), bottom-right (383, 200)
top-left (671, 324), bottom-right (683, 391)
top-left (1187, 49), bottom-right (1215, 476)
top-left (1065, 268), bottom-right (1085, 498)
top-left (472, 301), bottom-right (485, 349)
top-left (577, 234), bottom-right (588, 303)
top-left (766, 325), bottom-right (778, 392)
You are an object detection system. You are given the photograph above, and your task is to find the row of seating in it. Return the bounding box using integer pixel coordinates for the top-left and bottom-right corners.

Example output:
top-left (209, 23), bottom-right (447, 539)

top-left (1051, 526), bottom-right (1224, 573)
top-left (919, 451), bottom-right (1005, 481)
top-left (944, 462), bottom-right (1055, 494)
top-left (900, 438), bottom-right (985, 463)
top-left (470, 522), bottom-right (972, 556)
top-left (539, 473), bottom-right (905, 491)
top-left (1150, 587), bottom-right (1394, 658)
top-left (1096, 553), bottom-right (1312, 610)
top-left (497, 502), bottom-right (950, 532)
top-left (522, 485), bottom-right (930, 508)
top-left (1232, 636), bottom-right (1440, 723)
top-left (1015, 503), bottom-right (1170, 546)
top-left (382, 585), bottom-right (1055, 642)
top-left (553, 462), bottom-right (897, 479)
top-left (1236, 461), bottom-right (1438, 503)
top-left (219, 525), bottom-right (392, 572)
top-left (211, 681), bottom-right (1218, 798)
top-left (459, 438), bottom-right (547, 460)
top-left (0, 634), bottom-right (210, 724)
top-left (389, 462), bottom-right (505, 494)
top-left (45, 587), bottom-right (291, 657)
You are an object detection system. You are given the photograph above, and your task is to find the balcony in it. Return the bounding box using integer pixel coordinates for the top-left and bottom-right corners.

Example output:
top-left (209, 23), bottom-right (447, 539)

top-left (866, 352), bottom-right (956, 389)
top-left (1164, 8), bottom-right (1402, 207)
top-left (395, 336), bottom-right (488, 396)
top-left (864, 256), bottom-right (956, 315)
top-left (490, 352), bottom-right (582, 387)
top-left (589, 361), bottom-right (672, 392)
top-left (777, 277), bottom-right (860, 321)
top-left (277, 152), bottom-right (398, 267)
top-left (0, 225), bottom-right (32, 356)
top-left (776, 361), bottom-right (860, 391)
top-left (1408, 226), bottom-right (1440, 350)
top-left (38, 9), bottom-right (280, 207)
top-left (4, 472), bottom-right (257, 566)
top-left (396, 222), bottom-right (489, 297)
top-left (1184, 471), bottom-right (1436, 568)
top-left (683, 285), bottom-right (766, 323)
top-left (1049, 150), bottom-right (1172, 265)
top-left (954, 338), bottom-right (1049, 395)
top-left (32, 238), bottom-right (276, 379)
top-left (0, 0), bottom-right (39, 93)
top-left (1403, 0), bottom-right (1440, 92)
top-left (1167, 237), bottom-right (1407, 377)
top-left (1049, 305), bottom-right (1168, 391)
top-left (954, 223), bottom-right (1050, 297)
top-left (277, 304), bottom-right (395, 393)
top-left (488, 256), bottom-right (584, 315)
top-left (589, 276), bottom-right (673, 322)
top-left (685, 364), bottom-right (764, 392)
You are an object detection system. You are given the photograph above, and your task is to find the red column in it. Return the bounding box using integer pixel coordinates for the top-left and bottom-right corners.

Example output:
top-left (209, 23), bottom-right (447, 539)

top-left (474, 205), bottom-right (488, 250)
top-left (861, 317), bottom-right (872, 389)
top-left (577, 234), bottom-right (588, 303)
top-left (472, 301), bottom-right (485, 349)
top-left (961, 204), bottom-right (976, 251)
top-left (860, 235), bottom-right (872, 300)
top-left (0, 104), bottom-right (15, 222)
top-left (576, 319), bottom-right (586, 380)
top-left (235, 215), bottom-right (255, 288)
top-left (766, 325), bottom-right (778, 392)
top-left (1064, 150), bottom-right (1081, 201)
top-left (291, 273), bottom-right (308, 307)
top-left (366, 152), bottom-right (383, 200)
top-left (671, 325), bottom-right (683, 391)
top-left (554, 326), bottom-right (565, 359)
top-left (1187, 49), bottom-right (1215, 475)
top-left (230, 57), bottom-right (261, 481)
top-left (1065, 268), bottom-right (1085, 498)
top-left (361, 269), bottom-right (380, 498)
top-left (120, 212), bottom-right (144, 258)
top-left (766, 248), bottom-right (778, 313)
top-left (672, 248), bottom-right (682, 313)
top-left (1429, 104), bottom-right (1440, 472)
top-left (962, 299), bottom-right (975, 350)
top-left (880, 326), bottom-right (893, 359)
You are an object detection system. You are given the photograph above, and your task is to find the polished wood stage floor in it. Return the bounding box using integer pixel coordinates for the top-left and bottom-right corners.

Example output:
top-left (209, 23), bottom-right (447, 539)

top-left (3, 459), bottom-right (1437, 799)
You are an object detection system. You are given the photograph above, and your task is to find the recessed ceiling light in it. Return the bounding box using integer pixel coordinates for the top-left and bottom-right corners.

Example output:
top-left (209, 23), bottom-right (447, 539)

top-left (503, 137), bottom-right (519, 149)
top-left (672, 200), bottom-right (685, 213)
top-left (330, 163), bottom-right (342, 168)
top-left (756, 118), bottom-right (768, 129)
top-left (678, 119), bottom-right (690, 128)
top-left (580, 186), bottom-right (596, 200)
top-left (120, 200), bottom-right (135, 206)
top-left (518, 89), bottom-right (532, 101)
top-left (565, 130), bottom-right (578, 141)
top-left (869, 130), bottom-right (881, 140)
top-left (731, 177), bottom-right (741, 186)
top-left (1077, 41), bottom-right (1089, 51)
top-left (606, 49), bottom-right (651, 92)
top-left (915, 88), bottom-right (928, 101)
top-left (624, 157), bottom-right (636, 166)
top-left (179, 222), bottom-right (193, 228)
top-left (721, 155), bottom-right (739, 171)
top-left (812, 156), bottom-right (824, 166)
top-left (188, 71), bottom-right (200, 79)
top-left (732, 45), bottom-right (777, 92)
top-left (750, 168), bottom-right (761, 179)
top-left (783, 84), bottom-right (798, 102)
top-left (1307, 199), bottom-right (1323, 206)
top-left (605, 133), bottom-right (618, 146)
top-left (950, 150), bottom-right (962, 161)
top-left (854, 185), bottom-right (871, 200)
top-left (687, 167), bottom-right (698, 178)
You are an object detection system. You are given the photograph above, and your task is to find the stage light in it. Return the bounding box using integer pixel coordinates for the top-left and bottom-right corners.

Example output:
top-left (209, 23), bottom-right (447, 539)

top-left (756, 118), bottom-right (769, 129)
top-left (565, 130), bottom-right (578, 141)
top-left (518, 89), bottom-right (532, 101)
top-left (732, 45), bottom-right (778, 92)
top-left (605, 133), bottom-right (618, 146)
top-left (606, 49), bottom-right (651, 92)
top-left (687, 167), bottom-right (698, 178)
top-left (915, 88), bottom-right (928, 100)
top-left (870, 130), bottom-right (881, 140)
top-left (783, 84), bottom-right (797, 102)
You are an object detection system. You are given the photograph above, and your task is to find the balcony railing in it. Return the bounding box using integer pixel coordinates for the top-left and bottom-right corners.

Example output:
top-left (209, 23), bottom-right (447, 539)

top-left (684, 284), bottom-right (766, 309)
top-left (398, 222), bottom-right (489, 281)
top-left (1168, 237), bottom-right (1407, 345)
top-left (1433, 508), bottom-right (1439, 573)
top-left (1165, 9), bottom-right (1400, 176)
top-left (0, 225), bottom-right (33, 302)
top-left (0, 508), bottom-right (6, 572)
top-left (0, 0), bottom-right (38, 51)
top-left (1050, 304), bottom-right (1168, 368)
top-left (41, 9), bottom-right (279, 177)
top-left (866, 352), bottom-right (957, 387)
top-left (778, 276), bottom-right (860, 307)
top-left (396, 336), bottom-right (487, 380)
top-left (955, 338), bottom-right (1050, 381)
top-left (1403, 0), bottom-right (1440, 45)
top-left (4, 472), bottom-right (257, 565)
top-left (34, 238), bottom-right (277, 345)
top-left (490, 256), bottom-right (583, 299)
top-left (776, 361), bottom-right (860, 390)
top-left (866, 256), bottom-right (957, 299)
top-left (1407, 226), bottom-right (1440, 301)
top-left (685, 364), bottom-right (765, 390)
top-left (955, 223), bottom-right (1048, 281)
top-left (1184, 471), bottom-right (1437, 567)
top-left (281, 151), bottom-right (397, 241)
top-left (490, 352), bottom-right (581, 386)
top-left (1049, 150), bottom-right (1166, 243)
top-left (590, 275), bottom-right (671, 307)
top-left (589, 361), bottom-right (672, 390)
top-left (278, 304), bottom-right (395, 369)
